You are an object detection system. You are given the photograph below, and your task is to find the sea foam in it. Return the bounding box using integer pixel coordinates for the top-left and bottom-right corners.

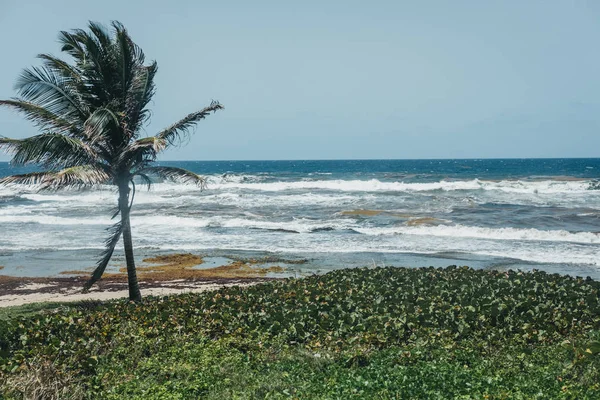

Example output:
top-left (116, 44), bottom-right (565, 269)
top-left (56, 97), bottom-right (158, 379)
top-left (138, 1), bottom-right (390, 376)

top-left (355, 224), bottom-right (600, 244)
top-left (211, 178), bottom-right (594, 194)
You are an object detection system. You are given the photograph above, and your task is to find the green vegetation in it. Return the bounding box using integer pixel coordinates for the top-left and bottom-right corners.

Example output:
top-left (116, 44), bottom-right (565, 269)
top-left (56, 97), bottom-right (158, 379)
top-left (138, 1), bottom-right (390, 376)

top-left (1, 266), bottom-right (600, 399)
top-left (0, 302), bottom-right (68, 322)
top-left (0, 21), bottom-right (222, 301)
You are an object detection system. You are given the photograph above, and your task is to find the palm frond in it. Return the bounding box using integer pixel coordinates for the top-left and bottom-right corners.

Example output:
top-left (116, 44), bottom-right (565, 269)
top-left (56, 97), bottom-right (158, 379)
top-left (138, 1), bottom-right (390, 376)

top-left (37, 54), bottom-right (82, 85)
top-left (0, 165), bottom-right (110, 190)
top-left (0, 99), bottom-right (79, 135)
top-left (122, 136), bottom-right (167, 162)
top-left (113, 22), bottom-right (140, 100)
top-left (83, 221), bottom-right (123, 291)
top-left (44, 165), bottom-right (110, 189)
top-left (117, 149), bottom-right (155, 175)
top-left (0, 134), bottom-right (98, 169)
top-left (71, 25), bottom-right (118, 107)
top-left (83, 108), bottom-right (122, 146)
top-left (35, 53), bottom-right (95, 111)
top-left (112, 21), bottom-right (145, 65)
top-left (79, 24), bottom-right (108, 72)
top-left (0, 172), bottom-right (55, 186)
top-left (155, 101), bottom-right (223, 148)
top-left (126, 62), bottom-right (157, 134)
top-left (58, 30), bottom-right (87, 62)
top-left (88, 22), bottom-right (112, 51)
top-left (136, 166), bottom-right (206, 187)
top-left (135, 172), bottom-right (153, 190)
top-left (15, 66), bottom-right (86, 118)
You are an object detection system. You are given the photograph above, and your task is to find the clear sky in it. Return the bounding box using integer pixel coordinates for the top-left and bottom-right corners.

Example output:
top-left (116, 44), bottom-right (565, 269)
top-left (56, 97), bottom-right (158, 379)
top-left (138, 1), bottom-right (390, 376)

top-left (0, 0), bottom-right (599, 160)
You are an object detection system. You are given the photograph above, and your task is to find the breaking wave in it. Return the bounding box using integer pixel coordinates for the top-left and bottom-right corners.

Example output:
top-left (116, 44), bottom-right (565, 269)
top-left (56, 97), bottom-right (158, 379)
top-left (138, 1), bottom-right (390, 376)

top-left (212, 178), bottom-right (595, 194)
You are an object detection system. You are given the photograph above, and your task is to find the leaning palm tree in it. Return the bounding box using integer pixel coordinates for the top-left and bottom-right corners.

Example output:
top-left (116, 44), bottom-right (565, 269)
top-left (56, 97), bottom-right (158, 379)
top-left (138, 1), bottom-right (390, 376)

top-left (0, 21), bottom-right (223, 302)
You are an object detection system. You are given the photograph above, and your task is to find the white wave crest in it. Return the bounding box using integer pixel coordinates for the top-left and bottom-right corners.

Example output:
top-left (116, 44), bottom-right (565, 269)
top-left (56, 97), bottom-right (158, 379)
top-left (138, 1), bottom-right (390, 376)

top-left (132, 216), bottom-right (600, 246)
top-left (356, 224), bottom-right (600, 244)
top-left (131, 215), bottom-right (350, 233)
top-left (0, 214), bottom-right (111, 225)
top-left (211, 178), bottom-right (594, 194)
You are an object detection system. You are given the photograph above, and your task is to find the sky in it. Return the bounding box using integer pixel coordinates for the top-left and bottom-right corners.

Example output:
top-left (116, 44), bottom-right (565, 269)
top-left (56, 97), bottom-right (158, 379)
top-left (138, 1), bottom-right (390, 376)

top-left (0, 0), bottom-right (599, 160)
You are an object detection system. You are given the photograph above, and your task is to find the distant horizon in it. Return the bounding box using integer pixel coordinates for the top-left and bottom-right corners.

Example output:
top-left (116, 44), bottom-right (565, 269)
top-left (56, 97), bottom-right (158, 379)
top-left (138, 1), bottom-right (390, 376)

top-left (1, 156), bottom-right (600, 164)
top-left (157, 157), bottom-right (600, 162)
top-left (158, 156), bottom-right (600, 162)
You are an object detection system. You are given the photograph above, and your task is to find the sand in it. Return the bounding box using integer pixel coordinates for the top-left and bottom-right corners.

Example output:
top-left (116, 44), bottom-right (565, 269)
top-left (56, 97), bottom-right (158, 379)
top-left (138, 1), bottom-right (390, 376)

top-left (0, 280), bottom-right (252, 307)
top-left (0, 252), bottom-right (288, 308)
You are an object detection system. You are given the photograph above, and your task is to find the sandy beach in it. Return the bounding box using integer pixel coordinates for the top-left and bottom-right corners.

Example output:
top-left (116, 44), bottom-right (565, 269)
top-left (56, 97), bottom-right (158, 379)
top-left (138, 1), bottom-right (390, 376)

top-left (0, 277), bottom-right (266, 307)
top-left (0, 253), bottom-right (284, 307)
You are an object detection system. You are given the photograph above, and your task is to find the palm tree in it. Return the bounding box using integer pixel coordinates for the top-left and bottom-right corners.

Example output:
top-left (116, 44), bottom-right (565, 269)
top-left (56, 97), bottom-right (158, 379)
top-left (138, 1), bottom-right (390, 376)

top-left (0, 21), bottom-right (223, 302)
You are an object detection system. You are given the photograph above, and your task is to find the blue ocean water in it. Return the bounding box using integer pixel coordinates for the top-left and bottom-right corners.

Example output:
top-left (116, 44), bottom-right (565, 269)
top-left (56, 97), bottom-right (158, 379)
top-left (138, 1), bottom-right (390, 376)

top-left (0, 159), bottom-right (599, 278)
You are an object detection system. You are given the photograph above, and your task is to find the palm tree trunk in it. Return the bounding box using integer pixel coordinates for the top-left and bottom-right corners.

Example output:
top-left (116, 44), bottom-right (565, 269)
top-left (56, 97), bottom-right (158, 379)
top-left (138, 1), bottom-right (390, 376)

top-left (118, 180), bottom-right (142, 302)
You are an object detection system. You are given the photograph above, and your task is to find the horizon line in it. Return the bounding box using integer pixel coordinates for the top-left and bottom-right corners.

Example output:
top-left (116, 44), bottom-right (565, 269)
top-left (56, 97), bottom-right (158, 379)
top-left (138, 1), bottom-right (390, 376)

top-left (156, 156), bottom-right (600, 162)
top-left (1, 156), bottom-right (599, 164)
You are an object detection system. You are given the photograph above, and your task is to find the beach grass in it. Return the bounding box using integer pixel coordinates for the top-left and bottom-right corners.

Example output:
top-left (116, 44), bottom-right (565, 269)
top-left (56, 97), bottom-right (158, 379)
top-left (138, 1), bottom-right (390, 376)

top-left (1, 266), bottom-right (600, 398)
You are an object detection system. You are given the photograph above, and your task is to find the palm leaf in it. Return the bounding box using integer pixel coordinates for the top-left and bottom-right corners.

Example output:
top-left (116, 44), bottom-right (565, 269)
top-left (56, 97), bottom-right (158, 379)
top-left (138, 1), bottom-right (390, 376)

top-left (113, 23), bottom-right (139, 100)
top-left (71, 25), bottom-right (117, 107)
top-left (126, 62), bottom-right (157, 134)
top-left (0, 134), bottom-right (98, 168)
top-left (15, 66), bottom-right (86, 118)
top-left (117, 133), bottom-right (173, 172)
top-left (88, 22), bottom-right (112, 51)
top-left (155, 101), bottom-right (223, 148)
top-left (83, 107), bottom-right (122, 146)
top-left (58, 30), bottom-right (87, 61)
top-left (0, 172), bottom-right (55, 186)
top-left (83, 221), bottom-right (123, 291)
top-left (37, 54), bottom-right (82, 85)
top-left (135, 172), bottom-right (153, 190)
top-left (112, 21), bottom-right (145, 65)
top-left (0, 165), bottom-right (109, 190)
top-left (43, 165), bottom-right (110, 189)
top-left (120, 136), bottom-right (167, 166)
top-left (0, 99), bottom-right (79, 135)
top-left (135, 166), bottom-right (206, 187)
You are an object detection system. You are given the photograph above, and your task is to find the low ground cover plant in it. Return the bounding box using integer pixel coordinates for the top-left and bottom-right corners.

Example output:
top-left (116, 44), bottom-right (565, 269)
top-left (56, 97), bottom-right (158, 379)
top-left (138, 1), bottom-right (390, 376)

top-left (1, 266), bottom-right (600, 398)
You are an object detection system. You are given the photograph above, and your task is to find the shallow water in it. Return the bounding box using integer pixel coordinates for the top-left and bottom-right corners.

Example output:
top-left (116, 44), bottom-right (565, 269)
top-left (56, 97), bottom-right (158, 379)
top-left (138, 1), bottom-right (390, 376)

top-left (1, 159), bottom-right (599, 278)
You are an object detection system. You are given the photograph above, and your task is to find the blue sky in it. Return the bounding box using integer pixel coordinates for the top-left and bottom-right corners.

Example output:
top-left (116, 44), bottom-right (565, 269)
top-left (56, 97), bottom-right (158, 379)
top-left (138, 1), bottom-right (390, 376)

top-left (0, 0), bottom-right (599, 160)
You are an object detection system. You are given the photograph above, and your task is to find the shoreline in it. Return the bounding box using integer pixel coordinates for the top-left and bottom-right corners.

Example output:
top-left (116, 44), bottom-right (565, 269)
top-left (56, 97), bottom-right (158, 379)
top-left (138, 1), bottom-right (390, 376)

top-left (0, 275), bottom-right (275, 307)
top-left (0, 252), bottom-right (290, 307)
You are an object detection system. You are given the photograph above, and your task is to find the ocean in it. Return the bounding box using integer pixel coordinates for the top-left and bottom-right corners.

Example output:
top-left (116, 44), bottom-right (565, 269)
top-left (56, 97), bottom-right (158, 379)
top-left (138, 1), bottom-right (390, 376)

top-left (1, 158), bottom-right (599, 278)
